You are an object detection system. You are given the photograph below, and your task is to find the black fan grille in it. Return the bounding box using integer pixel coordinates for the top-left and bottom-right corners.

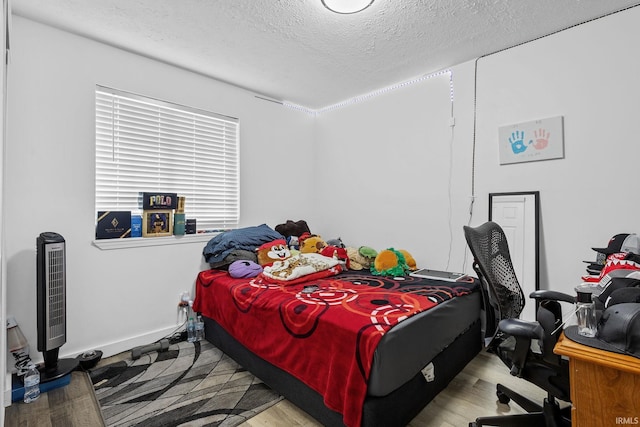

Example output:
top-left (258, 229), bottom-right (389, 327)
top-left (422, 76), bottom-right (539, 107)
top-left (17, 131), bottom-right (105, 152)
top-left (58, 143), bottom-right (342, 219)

top-left (46, 246), bottom-right (66, 341)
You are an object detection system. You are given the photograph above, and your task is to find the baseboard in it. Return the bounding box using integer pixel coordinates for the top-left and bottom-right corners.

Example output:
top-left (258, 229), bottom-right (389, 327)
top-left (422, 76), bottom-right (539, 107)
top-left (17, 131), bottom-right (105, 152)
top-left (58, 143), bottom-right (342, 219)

top-left (73, 325), bottom-right (183, 360)
top-left (39, 325), bottom-right (183, 364)
top-left (3, 324), bottom-right (181, 406)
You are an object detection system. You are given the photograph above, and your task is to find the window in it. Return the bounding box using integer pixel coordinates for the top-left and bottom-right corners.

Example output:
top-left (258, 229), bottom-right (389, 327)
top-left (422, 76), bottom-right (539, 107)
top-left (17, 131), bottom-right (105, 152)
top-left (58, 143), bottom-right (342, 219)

top-left (95, 86), bottom-right (239, 232)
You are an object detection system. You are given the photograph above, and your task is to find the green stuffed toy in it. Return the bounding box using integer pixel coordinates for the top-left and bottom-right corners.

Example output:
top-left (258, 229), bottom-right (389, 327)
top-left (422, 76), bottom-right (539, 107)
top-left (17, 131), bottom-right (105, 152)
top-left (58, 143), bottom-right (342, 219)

top-left (346, 246), bottom-right (378, 270)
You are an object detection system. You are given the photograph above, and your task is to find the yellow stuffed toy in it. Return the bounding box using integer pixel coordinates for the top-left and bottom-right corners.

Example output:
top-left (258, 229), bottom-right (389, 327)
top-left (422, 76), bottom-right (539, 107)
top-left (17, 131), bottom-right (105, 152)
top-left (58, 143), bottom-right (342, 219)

top-left (299, 234), bottom-right (327, 254)
top-left (399, 249), bottom-right (417, 271)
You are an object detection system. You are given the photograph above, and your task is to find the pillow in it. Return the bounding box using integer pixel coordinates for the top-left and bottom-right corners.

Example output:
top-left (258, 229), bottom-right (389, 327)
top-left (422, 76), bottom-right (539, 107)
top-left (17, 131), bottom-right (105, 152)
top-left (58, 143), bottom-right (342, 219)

top-left (228, 260), bottom-right (263, 278)
top-left (274, 219), bottom-right (311, 238)
top-left (208, 249), bottom-right (258, 270)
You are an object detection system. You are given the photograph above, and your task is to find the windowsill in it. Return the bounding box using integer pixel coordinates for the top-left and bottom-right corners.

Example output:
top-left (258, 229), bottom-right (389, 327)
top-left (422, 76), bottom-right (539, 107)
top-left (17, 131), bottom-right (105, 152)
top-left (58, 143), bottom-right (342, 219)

top-left (92, 233), bottom-right (217, 250)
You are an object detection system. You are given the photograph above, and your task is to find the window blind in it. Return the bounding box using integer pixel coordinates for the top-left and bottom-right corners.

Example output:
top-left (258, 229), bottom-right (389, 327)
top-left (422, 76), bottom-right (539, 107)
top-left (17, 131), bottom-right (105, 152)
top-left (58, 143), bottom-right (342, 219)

top-left (95, 86), bottom-right (239, 230)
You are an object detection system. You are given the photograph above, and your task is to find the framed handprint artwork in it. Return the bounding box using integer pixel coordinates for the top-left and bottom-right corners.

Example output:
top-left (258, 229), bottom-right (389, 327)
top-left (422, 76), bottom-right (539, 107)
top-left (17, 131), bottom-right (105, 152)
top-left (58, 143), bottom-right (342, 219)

top-left (498, 116), bottom-right (564, 165)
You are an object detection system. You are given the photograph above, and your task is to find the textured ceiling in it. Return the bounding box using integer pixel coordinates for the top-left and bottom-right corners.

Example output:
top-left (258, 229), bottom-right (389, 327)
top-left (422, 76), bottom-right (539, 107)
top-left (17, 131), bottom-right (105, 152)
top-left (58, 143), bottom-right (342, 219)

top-left (11, 0), bottom-right (640, 109)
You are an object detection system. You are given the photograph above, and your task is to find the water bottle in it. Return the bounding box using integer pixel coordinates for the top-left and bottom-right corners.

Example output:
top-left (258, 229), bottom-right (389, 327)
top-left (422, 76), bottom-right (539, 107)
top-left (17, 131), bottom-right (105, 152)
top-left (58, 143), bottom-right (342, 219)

top-left (6, 316), bottom-right (32, 376)
top-left (187, 317), bottom-right (196, 343)
top-left (575, 289), bottom-right (597, 337)
top-left (23, 363), bottom-right (40, 403)
top-left (195, 315), bottom-right (205, 341)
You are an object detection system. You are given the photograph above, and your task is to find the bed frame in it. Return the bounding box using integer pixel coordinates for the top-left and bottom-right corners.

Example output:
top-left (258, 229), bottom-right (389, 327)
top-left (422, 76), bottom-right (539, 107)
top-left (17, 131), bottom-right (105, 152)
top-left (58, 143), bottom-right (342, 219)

top-left (203, 316), bottom-right (481, 426)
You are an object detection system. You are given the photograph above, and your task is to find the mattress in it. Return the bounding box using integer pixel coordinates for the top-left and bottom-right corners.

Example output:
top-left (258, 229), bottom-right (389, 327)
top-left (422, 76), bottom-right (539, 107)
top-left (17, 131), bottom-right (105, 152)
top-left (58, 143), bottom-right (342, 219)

top-left (203, 315), bottom-right (482, 427)
top-left (368, 288), bottom-right (481, 395)
top-left (193, 269), bottom-right (479, 427)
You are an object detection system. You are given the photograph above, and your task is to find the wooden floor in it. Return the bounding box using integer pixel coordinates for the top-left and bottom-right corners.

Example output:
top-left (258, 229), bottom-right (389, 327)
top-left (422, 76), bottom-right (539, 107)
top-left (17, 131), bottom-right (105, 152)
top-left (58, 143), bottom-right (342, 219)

top-left (4, 371), bottom-right (105, 427)
top-left (5, 349), bottom-right (556, 427)
top-left (242, 350), bottom-right (554, 427)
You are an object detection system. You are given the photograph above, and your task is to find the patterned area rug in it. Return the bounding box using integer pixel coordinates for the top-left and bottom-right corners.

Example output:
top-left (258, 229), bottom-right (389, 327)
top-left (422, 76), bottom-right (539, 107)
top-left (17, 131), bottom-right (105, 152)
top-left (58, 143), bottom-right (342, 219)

top-left (89, 339), bottom-right (282, 426)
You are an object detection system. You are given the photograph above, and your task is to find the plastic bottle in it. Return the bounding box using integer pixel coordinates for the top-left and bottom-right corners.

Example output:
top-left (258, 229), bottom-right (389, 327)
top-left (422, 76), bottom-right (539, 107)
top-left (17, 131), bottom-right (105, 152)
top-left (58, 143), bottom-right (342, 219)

top-left (173, 197), bottom-right (186, 236)
top-left (23, 363), bottom-right (40, 403)
top-left (6, 316), bottom-right (32, 376)
top-left (575, 289), bottom-right (597, 337)
top-left (187, 317), bottom-right (196, 343)
top-left (195, 315), bottom-right (205, 341)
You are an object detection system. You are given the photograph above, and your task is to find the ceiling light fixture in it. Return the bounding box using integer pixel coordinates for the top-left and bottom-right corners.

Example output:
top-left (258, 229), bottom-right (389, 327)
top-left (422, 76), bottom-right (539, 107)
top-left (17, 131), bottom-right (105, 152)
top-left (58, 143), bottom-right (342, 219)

top-left (321, 0), bottom-right (374, 14)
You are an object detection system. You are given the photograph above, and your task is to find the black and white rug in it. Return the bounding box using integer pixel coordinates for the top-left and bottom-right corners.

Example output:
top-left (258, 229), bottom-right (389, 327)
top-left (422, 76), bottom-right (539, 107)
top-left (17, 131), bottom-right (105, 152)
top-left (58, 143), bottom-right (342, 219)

top-left (90, 339), bottom-right (282, 427)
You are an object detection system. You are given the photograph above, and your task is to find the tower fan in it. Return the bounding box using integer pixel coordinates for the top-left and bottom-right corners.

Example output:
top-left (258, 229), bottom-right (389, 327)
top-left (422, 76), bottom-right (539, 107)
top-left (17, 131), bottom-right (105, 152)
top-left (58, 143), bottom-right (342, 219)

top-left (36, 232), bottom-right (78, 382)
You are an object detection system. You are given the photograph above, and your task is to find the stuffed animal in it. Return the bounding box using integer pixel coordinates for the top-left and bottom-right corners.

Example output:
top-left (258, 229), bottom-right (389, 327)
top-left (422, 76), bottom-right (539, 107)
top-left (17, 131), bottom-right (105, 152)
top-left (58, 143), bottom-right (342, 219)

top-left (228, 260), bottom-right (263, 278)
top-left (371, 248), bottom-right (415, 276)
top-left (346, 246), bottom-right (378, 270)
top-left (399, 249), bottom-right (418, 271)
top-left (256, 239), bottom-right (292, 267)
top-left (299, 231), bottom-right (312, 242)
top-left (359, 246), bottom-right (378, 265)
top-left (274, 220), bottom-right (312, 251)
top-left (299, 234), bottom-right (327, 254)
top-left (320, 245), bottom-right (350, 269)
top-left (346, 247), bottom-right (365, 270)
top-left (287, 235), bottom-right (300, 250)
top-left (275, 219), bottom-right (311, 238)
top-left (326, 237), bottom-right (345, 248)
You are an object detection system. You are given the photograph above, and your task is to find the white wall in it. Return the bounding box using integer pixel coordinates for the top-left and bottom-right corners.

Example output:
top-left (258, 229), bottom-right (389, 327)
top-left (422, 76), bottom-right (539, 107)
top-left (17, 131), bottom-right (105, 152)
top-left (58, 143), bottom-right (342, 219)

top-left (5, 16), bottom-right (314, 365)
top-left (6, 4), bottom-right (640, 375)
top-left (312, 5), bottom-right (640, 302)
top-left (311, 69), bottom-right (476, 272)
top-left (472, 6), bottom-right (640, 297)
top-left (1, 0), bottom-right (7, 415)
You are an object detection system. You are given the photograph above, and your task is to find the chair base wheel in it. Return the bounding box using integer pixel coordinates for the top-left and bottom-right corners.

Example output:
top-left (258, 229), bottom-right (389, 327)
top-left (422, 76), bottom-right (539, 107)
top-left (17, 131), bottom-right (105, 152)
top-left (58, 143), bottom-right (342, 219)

top-left (497, 389), bottom-right (511, 404)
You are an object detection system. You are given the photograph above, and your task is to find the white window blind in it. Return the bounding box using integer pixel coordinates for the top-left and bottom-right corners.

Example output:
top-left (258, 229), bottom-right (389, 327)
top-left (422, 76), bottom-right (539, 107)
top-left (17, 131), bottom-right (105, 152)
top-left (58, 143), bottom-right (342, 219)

top-left (95, 86), bottom-right (239, 231)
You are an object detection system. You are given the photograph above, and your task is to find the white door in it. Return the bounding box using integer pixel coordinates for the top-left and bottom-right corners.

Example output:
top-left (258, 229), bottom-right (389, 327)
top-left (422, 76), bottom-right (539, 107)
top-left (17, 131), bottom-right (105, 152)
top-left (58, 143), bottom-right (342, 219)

top-left (490, 193), bottom-right (538, 322)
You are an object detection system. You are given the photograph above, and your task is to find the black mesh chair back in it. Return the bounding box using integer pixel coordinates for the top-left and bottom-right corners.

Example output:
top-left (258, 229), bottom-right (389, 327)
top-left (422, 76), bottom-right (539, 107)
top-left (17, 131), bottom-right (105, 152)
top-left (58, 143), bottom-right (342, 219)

top-left (464, 221), bottom-right (526, 331)
top-left (464, 221), bottom-right (573, 427)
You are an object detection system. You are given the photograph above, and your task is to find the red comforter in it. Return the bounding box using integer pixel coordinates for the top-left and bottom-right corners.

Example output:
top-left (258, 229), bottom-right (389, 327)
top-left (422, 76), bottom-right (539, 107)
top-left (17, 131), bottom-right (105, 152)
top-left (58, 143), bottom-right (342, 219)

top-left (193, 270), bottom-right (476, 427)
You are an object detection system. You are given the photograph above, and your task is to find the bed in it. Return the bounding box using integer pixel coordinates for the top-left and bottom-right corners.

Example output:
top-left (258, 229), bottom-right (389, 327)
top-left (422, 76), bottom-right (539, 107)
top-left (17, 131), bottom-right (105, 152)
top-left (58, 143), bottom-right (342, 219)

top-left (193, 266), bottom-right (482, 427)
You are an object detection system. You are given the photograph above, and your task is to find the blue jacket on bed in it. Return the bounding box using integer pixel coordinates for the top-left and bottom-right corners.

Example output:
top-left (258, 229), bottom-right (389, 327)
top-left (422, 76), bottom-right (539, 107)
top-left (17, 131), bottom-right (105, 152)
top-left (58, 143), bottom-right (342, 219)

top-left (203, 224), bottom-right (284, 264)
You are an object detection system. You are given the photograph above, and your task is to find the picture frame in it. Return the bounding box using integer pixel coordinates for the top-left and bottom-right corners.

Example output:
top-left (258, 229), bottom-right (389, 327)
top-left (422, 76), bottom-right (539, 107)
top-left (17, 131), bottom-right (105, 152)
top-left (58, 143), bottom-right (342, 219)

top-left (498, 116), bottom-right (564, 165)
top-left (142, 209), bottom-right (173, 237)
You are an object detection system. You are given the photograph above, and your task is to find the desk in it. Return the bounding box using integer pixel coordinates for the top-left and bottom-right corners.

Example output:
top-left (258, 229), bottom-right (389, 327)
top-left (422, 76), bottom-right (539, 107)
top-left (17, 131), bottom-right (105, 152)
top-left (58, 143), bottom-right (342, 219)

top-left (554, 333), bottom-right (640, 427)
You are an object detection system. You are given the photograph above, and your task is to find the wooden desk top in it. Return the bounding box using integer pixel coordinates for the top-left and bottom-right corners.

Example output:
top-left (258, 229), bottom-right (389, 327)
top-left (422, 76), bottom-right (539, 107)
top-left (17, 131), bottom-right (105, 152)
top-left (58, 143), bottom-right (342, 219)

top-left (554, 332), bottom-right (640, 375)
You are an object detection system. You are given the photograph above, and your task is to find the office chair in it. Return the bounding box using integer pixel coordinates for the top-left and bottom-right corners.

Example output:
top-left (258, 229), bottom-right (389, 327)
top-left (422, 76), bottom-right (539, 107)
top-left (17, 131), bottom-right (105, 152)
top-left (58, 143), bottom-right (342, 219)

top-left (463, 221), bottom-right (574, 427)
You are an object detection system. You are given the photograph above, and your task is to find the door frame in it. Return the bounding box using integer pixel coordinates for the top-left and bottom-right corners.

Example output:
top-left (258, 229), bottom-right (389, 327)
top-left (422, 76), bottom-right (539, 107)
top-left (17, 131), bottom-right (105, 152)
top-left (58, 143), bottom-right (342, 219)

top-left (488, 191), bottom-right (540, 314)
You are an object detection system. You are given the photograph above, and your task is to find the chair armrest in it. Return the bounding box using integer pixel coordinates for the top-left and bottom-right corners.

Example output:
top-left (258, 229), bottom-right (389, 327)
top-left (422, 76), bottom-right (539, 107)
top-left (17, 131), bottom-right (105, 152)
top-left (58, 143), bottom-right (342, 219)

top-left (498, 318), bottom-right (544, 341)
top-left (497, 318), bottom-right (544, 377)
top-left (529, 290), bottom-right (575, 304)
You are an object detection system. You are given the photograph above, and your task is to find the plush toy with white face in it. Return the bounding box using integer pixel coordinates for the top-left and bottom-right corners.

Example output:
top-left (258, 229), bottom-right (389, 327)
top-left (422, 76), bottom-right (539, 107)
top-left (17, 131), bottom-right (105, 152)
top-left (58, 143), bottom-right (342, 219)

top-left (256, 239), bottom-right (292, 267)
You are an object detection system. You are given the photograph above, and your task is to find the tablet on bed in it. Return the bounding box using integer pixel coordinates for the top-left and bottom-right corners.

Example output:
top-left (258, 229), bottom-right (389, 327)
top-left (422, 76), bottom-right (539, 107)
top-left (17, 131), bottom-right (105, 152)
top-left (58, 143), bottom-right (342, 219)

top-left (409, 268), bottom-right (468, 282)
